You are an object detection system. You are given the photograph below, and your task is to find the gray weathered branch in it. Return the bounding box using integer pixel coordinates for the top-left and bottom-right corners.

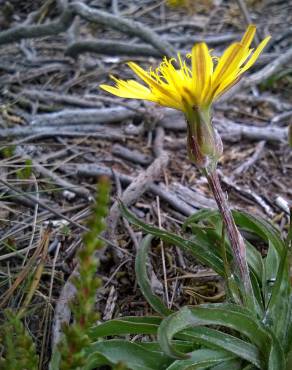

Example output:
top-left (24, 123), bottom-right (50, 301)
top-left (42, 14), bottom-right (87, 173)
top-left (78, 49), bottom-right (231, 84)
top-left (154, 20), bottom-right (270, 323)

top-left (65, 40), bottom-right (161, 58)
top-left (31, 106), bottom-right (137, 126)
top-left (0, 106), bottom-right (288, 143)
top-left (0, 7), bottom-right (74, 45)
top-left (0, 1), bottom-right (174, 58)
top-left (70, 1), bottom-right (175, 56)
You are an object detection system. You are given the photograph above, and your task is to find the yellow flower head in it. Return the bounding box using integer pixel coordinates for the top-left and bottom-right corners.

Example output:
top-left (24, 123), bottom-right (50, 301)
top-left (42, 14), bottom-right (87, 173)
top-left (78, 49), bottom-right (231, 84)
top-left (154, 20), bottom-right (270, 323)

top-left (166, 0), bottom-right (187, 7)
top-left (100, 25), bottom-right (270, 114)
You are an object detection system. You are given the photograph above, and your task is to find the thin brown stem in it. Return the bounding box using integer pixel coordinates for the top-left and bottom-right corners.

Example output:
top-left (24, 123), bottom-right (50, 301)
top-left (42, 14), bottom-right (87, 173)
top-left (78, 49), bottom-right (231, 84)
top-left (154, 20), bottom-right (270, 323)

top-left (205, 169), bottom-right (253, 300)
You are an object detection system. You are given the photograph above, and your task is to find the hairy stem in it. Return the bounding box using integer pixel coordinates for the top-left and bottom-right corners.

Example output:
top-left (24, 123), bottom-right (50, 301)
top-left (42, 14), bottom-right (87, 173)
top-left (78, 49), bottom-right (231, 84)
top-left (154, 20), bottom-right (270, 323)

top-left (205, 169), bottom-right (253, 302)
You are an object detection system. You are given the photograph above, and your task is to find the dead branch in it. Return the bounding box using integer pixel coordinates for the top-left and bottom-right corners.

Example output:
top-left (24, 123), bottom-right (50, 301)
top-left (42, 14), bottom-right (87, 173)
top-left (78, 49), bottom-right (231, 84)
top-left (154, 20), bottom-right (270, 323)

top-left (0, 6), bottom-right (74, 46)
top-left (217, 119), bottom-right (288, 143)
top-left (153, 18), bottom-right (207, 32)
top-left (170, 182), bottom-right (217, 209)
top-left (61, 163), bottom-right (196, 216)
top-left (16, 89), bottom-right (104, 108)
top-left (164, 33), bottom-right (239, 45)
top-left (112, 144), bottom-right (153, 165)
top-left (246, 47), bottom-right (292, 85)
top-left (271, 110), bottom-right (292, 124)
top-left (0, 1), bottom-right (174, 58)
top-left (70, 1), bottom-right (175, 57)
top-left (107, 128), bottom-right (169, 241)
top-left (233, 94), bottom-right (292, 112)
top-left (0, 178), bottom-right (87, 230)
top-left (65, 40), bottom-right (160, 58)
top-left (0, 124), bottom-right (126, 141)
top-left (31, 106), bottom-right (138, 126)
top-left (52, 271), bottom-right (77, 347)
top-left (232, 141), bottom-right (266, 177)
top-left (30, 159), bottom-right (91, 200)
top-left (0, 63), bottom-right (71, 85)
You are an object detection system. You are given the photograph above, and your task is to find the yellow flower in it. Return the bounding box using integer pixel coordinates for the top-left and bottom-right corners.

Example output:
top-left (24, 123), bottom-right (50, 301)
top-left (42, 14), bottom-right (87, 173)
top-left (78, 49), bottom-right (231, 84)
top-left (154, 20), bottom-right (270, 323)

top-left (100, 25), bottom-right (270, 171)
top-left (100, 25), bottom-right (270, 114)
top-left (166, 0), bottom-right (187, 7)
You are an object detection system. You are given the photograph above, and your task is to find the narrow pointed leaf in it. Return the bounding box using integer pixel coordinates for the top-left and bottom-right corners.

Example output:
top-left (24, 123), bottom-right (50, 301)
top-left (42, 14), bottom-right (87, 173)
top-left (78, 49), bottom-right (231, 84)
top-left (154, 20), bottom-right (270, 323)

top-left (135, 235), bottom-right (172, 316)
top-left (120, 203), bottom-right (225, 275)
top-left (165, 349), bottom-right (235, 370)
top-left (84, 340), bottom-right (172, 370)
top-left (158, 304), bottom-right (284, 369)
top-left (88, 316), bottom-right (161, 339)
top-left (210, 359), bottom-right (243, 369)
top-left (177, 326), bottom-right (262, 368)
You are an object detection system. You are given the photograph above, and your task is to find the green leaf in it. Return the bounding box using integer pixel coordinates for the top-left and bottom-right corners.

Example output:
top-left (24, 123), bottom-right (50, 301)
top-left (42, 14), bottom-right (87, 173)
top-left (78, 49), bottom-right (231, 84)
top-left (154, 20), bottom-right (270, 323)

top-left (139, 340), bottom-right (198, 353)
top-left (183, 209), bottom-right (219, 229)
top-left (165, 349), bottom-right (236, 370)
top-left (232, 211), bottom-right (291, 351)
top-left (135, 235), bottom-right (172, 316)
top-left (183, 209), bottom-right (264, 312)
top-left (245, 240), bottom-right (264, 285)
top-left (176, 326), bottom-right (262, 368)
top-left (265, 246), bottom-right (291, 349)
top-left (241, 365), bottom-right (258, 370)
top-left (120, 203), bottom-right (225, 276)
top-left (287, 299), bottom-right (292, 353)
top-left (184, 209), bottom-right (264, 284)
top-left (49, 351), bottom-right (60, 370)
top-left (265, 329), bottom-right (286, 370)
top-left (88, 316), bottom-right (161, 339)
top-left (158, 304), bottom-right (284, 369)
top-left (210, 359), bottom-right (243, 370)
top-left (84, 339), bottom-right (172, 370)
top-left (87, 317), bottom-right (262, 367)
top-left (232, 211), bottom-right (285, 265)
top-left (286, 347), bottom-right (292, 369)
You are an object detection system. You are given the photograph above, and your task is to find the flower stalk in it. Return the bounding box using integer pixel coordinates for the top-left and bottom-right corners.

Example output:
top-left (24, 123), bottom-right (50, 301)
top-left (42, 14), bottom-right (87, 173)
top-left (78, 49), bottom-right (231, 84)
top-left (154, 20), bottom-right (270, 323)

top-left (186, 106), bottom-right (253, 304)
top-left (204, 168), bottom-right (253, 301)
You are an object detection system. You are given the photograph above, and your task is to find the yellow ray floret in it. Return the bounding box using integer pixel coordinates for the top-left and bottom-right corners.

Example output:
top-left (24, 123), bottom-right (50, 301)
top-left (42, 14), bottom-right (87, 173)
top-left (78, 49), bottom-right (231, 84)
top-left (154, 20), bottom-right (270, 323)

top-left (100, 25), bottom-right (270, 113)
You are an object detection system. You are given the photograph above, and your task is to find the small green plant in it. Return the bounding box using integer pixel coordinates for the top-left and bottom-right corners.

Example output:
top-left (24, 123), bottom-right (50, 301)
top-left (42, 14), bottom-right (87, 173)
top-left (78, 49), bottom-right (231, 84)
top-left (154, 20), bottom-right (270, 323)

top-left (0, 310), bottom-right (39, 370)
top-left (74, 203), bottom-right (290, 370)
top-left (16, 158), bottom-right (33, 180)
top-left (0, 144), bottom-right (15, 159)
top-left (50, 177), bottom-right (110, 370)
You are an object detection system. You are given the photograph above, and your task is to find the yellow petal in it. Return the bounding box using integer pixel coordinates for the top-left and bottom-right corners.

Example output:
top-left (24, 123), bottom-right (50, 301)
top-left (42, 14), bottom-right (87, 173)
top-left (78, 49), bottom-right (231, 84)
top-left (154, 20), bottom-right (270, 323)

top-left (213, 72), bottom-right (240, 100)
top-left (240, 24), bottom-right (256, 48)
top-left (212, 43), bottom-right (244, 85)
top-left (239, 35), bottom-right (271, 74)
top-left (152, 58), bottom-right (186, 106)
top-left (99, 84), bottom-right (129, 98)
top-left (192, 43), bottom-right (213, 103)
top-left (158, 58), bottom-right (182, 92)
top-left (109, 75), bottom-right (151, 94)
top-left (100, 78), bottom-right (153, 100)
top-left (128, 62), bottom-right (170, 97)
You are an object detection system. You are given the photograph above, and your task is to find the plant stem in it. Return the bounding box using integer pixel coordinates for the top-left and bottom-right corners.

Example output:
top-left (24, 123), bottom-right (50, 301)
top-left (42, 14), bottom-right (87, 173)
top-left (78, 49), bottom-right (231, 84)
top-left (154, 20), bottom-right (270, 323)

top-left (205, 169), bottom-right (253, 302)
